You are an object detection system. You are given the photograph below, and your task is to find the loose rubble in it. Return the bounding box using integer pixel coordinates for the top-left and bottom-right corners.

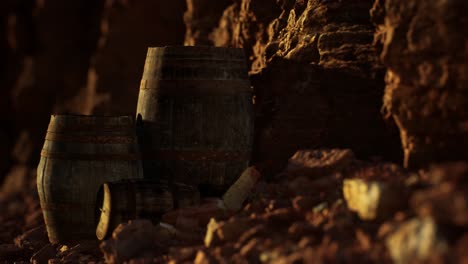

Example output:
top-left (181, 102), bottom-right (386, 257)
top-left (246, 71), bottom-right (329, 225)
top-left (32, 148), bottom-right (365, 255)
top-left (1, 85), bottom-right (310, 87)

top-left (0, 149), bottom-right (467, 263)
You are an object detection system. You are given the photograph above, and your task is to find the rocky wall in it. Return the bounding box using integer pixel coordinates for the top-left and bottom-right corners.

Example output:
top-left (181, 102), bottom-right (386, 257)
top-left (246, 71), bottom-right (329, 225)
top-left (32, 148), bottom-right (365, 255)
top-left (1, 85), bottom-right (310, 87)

top-left (373, 0), bottom-right (468, 168)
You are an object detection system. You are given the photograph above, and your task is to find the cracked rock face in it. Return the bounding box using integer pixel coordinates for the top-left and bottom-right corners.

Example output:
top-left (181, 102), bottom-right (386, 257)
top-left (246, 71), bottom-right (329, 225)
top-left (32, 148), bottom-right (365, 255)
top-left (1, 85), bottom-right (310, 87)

top-left (373, 0), bottom-right (468, 168)
top-left (212, 0), bottom-right (382, 77)
top-left (187, 0), bottom-right (402, 165)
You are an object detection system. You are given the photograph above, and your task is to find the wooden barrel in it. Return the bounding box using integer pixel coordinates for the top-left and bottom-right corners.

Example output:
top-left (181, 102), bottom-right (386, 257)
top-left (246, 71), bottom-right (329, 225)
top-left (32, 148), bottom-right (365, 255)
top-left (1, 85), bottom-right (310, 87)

top-left (136, 46), bottom-right (254, 196)
top-left (95, 180), bottom-right (200, 240)
top-left (37, 115), bottom-right (143, 243)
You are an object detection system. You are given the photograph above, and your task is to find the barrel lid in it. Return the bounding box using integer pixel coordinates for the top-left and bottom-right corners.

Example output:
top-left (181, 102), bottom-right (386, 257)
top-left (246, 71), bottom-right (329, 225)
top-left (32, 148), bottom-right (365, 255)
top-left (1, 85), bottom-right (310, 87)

top-left (96, 183), bottom-right (112, 240)
top-left (50, 114), bottom-right (134, 123)
top-left (48, 114), bottom-right (135, 133)
top-left (147, 46), bottom-right (246, 61)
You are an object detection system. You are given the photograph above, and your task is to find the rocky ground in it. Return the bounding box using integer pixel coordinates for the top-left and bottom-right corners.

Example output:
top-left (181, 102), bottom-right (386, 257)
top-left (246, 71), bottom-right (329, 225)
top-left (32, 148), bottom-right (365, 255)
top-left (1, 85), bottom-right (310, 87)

top-left (0, 149), bottom-right (466, 263)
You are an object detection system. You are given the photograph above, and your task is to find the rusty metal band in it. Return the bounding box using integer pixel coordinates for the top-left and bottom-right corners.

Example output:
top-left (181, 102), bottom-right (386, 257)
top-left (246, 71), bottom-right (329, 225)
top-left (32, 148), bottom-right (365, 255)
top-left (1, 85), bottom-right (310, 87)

top-left (150, 57), bottom-right (246, 62)
top-left (45, 133), bottom-right (135, 144)
top-left (47, 125), bottom-right (135, 133)
top-left (41, 150), bottom-right (141, 161)
top-left (142, 150), bottom-right (251, 162)
top-left (139, 79), bottom-right (252, 95)
top-left (41, 202), bottom-right (93, 210)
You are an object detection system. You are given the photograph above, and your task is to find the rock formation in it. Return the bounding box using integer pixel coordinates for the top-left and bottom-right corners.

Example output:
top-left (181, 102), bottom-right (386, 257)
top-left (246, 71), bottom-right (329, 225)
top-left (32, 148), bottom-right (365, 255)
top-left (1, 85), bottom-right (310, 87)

top-left (373, 0), bottom-right (468, 168)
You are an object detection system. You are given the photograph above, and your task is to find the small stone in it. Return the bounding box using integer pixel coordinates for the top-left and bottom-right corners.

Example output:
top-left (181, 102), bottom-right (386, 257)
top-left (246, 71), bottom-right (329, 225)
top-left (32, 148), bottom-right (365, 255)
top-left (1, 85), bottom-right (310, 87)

top-left (312, 202), bottom-right (328, 213)
top-left (58, 241), bottom-right (101, 263)
top-left (240, 238), bottom-right (260, 259)
top-left (288, 222), bottom-right (319, 240)
top-left (298, 237), bottom-right (315, 248)
top-left (343, 178), bottom-right (406, 220)
top-left (194, 250), bottom-right (215, 264)
top-left (263, 208), bottom-right (301, 224)
top-left (238, 225), bottom-right (268, 246)
top-left (204, 219), bottom-right (221, 247)
top-left (386, 217), bottom-right (448, 264)
top-left (284, 149), bottom-right (355, 178)
top-left (205, 217), bottom-right (258, 247)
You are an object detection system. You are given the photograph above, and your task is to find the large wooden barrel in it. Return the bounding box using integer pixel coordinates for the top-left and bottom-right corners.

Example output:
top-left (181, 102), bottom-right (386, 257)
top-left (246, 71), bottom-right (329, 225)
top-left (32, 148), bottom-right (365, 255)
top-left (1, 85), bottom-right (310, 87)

top-left (136, 46), bottom-right (254, 195)
top-left (95, 180), bottom-right (200, 240)
top-left (37, 115), bottom-right (143, 243)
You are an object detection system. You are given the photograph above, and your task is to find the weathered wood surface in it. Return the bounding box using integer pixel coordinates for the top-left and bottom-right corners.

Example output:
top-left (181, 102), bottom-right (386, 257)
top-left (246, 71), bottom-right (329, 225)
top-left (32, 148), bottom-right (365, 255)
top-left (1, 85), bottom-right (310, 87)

top-left (136, 46), bottom-right (254, 195)
top-left (95, 180), bottom-right (200, 240)
top-left (36, 115), bottom-right (143, 243)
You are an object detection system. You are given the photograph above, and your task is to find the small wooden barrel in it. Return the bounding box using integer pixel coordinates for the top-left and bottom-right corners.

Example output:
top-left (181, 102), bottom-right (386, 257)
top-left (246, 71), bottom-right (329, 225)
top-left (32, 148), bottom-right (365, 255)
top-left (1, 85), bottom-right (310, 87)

top-left (37, 115), bottom-right (143, 243)
top-left (95, 180), bottom-right (200, 240)
top-left (136, 46), bottom-right (254, 195)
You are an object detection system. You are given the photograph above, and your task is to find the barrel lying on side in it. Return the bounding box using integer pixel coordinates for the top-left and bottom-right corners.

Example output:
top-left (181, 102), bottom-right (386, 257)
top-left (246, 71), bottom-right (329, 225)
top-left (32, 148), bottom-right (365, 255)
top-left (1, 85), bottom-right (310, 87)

top-left (37, 115), bottom-right (143, 243)
top-left (136, 46), bottom-right (254, 196)
top-left (95, 180), bottom-right (200, 240)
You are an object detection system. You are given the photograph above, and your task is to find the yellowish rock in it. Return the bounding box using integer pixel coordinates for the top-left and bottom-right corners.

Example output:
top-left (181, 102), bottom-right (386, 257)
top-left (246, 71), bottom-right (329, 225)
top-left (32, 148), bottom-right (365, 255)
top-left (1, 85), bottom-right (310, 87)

top-left (343, 179), bottom-right (404, 220)
top-left (204, 218), bottom-right (221, 247)
top-left (386, 217), bottom-right (448, 264)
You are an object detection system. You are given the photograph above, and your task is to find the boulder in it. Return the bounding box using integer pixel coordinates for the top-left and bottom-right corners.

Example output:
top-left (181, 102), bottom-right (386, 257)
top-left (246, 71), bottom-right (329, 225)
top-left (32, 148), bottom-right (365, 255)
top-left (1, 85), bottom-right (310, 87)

top-left (386, 217), bottom-right (448, 264)
top-left (284, 149), bottom-right (355, 178)
top-left (343, 178), bottom-right (406, 220)
top-left (374, 0), bottom-right (468, 168)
